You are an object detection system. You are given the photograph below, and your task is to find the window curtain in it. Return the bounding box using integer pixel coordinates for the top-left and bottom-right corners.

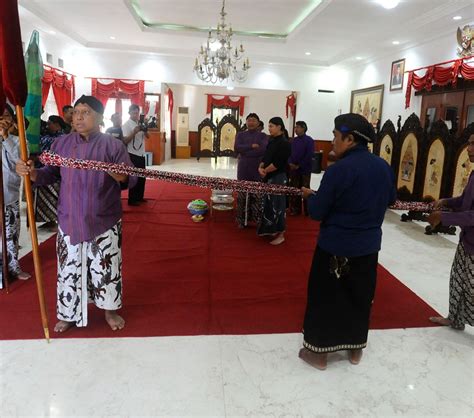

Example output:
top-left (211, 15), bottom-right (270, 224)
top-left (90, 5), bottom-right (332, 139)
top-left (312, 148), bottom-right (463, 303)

top-left (206, 94), bottom-right (245, 116)
top-left (41, 67), bottom-right (75, 116)
top-left (91, 79), bottom-right (145, 110)
top-left (286, 93), bottom-right (296, 118)
top-left (405, 58), bottom-right (474, 108)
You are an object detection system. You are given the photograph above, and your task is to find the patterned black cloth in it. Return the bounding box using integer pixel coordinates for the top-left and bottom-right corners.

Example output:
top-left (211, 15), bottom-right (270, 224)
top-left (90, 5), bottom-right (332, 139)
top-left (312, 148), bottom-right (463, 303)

top-left (448, 242), bottom-right (474, 330)
top-left (303, 245), bottom-right (378, 353)
top-left (257, 172), bottom-right (287, 236)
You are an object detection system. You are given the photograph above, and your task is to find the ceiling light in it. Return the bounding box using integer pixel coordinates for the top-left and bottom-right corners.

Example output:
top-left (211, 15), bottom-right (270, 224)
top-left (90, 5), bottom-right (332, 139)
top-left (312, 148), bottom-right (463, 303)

top-left (49, 30), bottom-right (56, 35)
top-left (376, 0), bottom-right (400, 9)
top-left (392, 40), bottom-right (400, 45)
top-left (356, 56), bottom-right (362, 60)
top-left (110, 36), bottom-right (116, 40)
top-left (453, 16), bottom-right (462, 20)
top-left (305, 52), bottom-right (311, 56)
top-left (194, 0), bottom-right (250, 84)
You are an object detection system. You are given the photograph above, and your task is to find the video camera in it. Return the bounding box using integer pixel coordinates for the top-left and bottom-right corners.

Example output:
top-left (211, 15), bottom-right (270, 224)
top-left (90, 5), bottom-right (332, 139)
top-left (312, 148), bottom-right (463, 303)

top-left (138, 114), bottom-right (148, 133)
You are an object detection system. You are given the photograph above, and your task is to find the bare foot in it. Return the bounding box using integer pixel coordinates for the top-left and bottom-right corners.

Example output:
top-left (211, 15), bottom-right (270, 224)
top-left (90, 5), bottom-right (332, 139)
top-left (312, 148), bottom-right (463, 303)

top-left (298, 347), bottom-right (327, 370)
top-left (16, 271), bottom-right (31, 280)
top-left (105, 310), bottom-right (125, 331)
top-left (349, 349), bottom-right (363, 365)
top-left (270, 233), bottom-right (285, 245)
top-left (429, 316), bottom-right (451, 326)
top-left (54, 320), bottom-right (75, 333)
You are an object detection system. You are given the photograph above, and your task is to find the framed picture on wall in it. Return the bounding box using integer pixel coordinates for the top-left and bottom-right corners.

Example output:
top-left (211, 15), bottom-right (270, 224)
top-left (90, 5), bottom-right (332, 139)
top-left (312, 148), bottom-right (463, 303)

top-left (390, 58), bottom-right (405, 91)
top-left (350, 84), bottom-right (384, 127)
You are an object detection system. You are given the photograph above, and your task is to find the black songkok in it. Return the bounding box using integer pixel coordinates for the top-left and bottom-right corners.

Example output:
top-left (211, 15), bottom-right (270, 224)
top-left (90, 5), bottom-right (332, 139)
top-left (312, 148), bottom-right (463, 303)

top-left (74, 95), bottom-right (104, 115)
top-left (334, 113), bottom-right (375, 143)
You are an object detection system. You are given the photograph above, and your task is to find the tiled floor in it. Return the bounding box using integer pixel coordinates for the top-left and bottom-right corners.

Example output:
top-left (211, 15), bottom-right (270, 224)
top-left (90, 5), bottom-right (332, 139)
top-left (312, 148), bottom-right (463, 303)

top-left (2, 158), bottom-right (473, 417)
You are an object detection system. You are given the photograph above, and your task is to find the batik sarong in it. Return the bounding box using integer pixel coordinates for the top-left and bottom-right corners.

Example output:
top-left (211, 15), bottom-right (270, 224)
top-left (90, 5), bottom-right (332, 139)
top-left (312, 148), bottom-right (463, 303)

top-left (0, 201), bottom-right (22, 288)
top-left (303, 245), bottom-right (378, 353)
top-left (448, 242), bottom-right (474, 330)
top-left (257, 172), bottom-right (287, 236)
top-left (34, 182), bottom-right (60, 223)
top-left (236, 192), bottom-right (263, 228)
top-left (56, 221), bottom-right (123, 327)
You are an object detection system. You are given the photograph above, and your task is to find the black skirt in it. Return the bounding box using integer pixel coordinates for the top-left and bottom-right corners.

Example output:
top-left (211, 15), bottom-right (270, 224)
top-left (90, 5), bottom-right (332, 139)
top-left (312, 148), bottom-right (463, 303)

top-left (303, 245), bottom-right (378, 353)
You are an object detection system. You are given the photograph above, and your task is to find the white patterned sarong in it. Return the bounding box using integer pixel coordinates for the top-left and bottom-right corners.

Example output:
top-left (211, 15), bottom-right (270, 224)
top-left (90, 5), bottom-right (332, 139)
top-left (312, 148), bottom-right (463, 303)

top-left (56, 221), bottom-right (123, 327)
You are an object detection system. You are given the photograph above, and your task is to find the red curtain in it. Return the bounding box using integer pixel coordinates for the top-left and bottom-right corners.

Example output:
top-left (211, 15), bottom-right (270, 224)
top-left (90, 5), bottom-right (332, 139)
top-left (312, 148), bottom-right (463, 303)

top-left (41, 67), bottom-right (75, 116)
top-left (167, 88), bottom-right (173, 129)
top-left (91, 79), bottom-right (145, 110)
top-left (286, 93), bottom-right (296, 118)
top-left (0, 0), bottom-right (28, 112)
top-left (405, 58), bottom-right (474, 108)
top-left (206, 94), bottom-right (245, 116)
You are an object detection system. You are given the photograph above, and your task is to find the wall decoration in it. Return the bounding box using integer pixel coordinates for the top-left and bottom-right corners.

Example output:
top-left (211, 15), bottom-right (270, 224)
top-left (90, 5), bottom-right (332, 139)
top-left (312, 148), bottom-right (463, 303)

top-left (398, 133), bottom-right (418, 194)
top-left (390, 58), bottom-right (405, 91)
top-left (379, 135), bottom-right (393, 165)
top-left (350, 84), bottom-right (384, 127)
top-left (453, 146), bottom-right (472, 196)
top-left (422, 139), bottom-right (445, 201)
top-left (457, 25), bottom-right (473, 57)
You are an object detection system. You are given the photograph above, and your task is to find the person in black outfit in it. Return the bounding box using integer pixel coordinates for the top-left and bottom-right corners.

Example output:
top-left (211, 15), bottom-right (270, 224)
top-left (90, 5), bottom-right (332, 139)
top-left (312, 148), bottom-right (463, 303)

top-left (257, 117), bottom-right (291, 245)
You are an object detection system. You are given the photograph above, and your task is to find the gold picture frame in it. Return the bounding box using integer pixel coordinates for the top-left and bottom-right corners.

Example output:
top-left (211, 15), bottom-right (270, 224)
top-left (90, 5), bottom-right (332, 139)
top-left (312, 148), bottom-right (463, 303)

top-left (350, 84), bottom-right (384, 128)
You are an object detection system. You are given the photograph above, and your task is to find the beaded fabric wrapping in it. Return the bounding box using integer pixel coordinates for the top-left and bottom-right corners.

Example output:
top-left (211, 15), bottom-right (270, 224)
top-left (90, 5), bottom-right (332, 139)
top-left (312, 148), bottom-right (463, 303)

top-left (39, 151), bottom-right (301, 196)
top-left (38, 151), bottom-right (436, 211)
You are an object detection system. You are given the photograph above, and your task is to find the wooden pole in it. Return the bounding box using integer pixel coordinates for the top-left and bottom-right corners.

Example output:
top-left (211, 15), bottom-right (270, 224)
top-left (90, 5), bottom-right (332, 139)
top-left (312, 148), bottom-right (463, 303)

top-left (0, 162), bottom-right (10, 293)
top-left (15, 106), bottom-right (50, 342)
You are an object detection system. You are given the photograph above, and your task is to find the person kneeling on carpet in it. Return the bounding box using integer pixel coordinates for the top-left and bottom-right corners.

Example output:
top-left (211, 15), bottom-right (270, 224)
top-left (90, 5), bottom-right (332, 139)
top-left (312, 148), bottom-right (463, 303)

top-left (299, 113), bottom-right (396, 370)
top-left (16, 95), bottom-right (137, 333)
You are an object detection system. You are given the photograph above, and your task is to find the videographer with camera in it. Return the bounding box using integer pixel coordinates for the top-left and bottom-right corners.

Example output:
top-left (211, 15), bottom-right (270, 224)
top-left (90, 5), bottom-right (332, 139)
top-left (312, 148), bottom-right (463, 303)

top-left (122, 104), bottom-right (150, 206)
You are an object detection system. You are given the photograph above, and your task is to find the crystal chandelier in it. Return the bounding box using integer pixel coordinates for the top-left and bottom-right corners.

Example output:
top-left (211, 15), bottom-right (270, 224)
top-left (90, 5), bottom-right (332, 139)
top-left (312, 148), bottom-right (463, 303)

top-left (193, 0), bottom-right (250, 84)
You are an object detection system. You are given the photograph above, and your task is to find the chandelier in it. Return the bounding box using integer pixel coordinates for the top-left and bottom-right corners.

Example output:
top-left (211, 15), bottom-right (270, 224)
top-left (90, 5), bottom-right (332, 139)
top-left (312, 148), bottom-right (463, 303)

top-left (193, 0), bottom-right (250, 84)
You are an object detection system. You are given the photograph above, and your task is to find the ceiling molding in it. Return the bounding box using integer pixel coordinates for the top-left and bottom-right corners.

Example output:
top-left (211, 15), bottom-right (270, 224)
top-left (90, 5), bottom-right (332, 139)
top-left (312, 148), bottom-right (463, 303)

top-left (19, 0), bottom-right (88, 46)
top-left (124, 0), bottom-right (325, 41)
top-left (286, 0), bottom-right (333, 41)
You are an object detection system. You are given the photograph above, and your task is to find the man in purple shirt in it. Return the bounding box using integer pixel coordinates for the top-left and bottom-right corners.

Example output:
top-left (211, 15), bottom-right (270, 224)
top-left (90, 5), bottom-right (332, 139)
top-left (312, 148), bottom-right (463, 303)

top-left (16, 95), bottom-right (136, 333)
top-left (288, 121), bottom-right (314, 216)
top-left (428, 133), bottom-right (474, 330)
top-left (234, 113), bottom-right (268, 228)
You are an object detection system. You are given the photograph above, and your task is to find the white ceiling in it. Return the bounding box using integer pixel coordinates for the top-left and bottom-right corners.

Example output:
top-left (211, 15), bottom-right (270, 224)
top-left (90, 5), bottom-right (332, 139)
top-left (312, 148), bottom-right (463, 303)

top-left (19, 0), bottom-right (474, 67)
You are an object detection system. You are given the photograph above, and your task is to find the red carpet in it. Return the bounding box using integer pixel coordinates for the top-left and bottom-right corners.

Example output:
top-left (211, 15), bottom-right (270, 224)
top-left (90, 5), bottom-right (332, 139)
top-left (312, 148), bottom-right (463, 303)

top-left (0, 181), bottom-right (439, 340)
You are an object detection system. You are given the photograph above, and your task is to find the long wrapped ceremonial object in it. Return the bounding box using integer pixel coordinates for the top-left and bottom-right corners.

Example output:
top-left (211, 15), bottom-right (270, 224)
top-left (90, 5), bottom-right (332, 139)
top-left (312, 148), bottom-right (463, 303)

top-left (39, 151), bottom-right (302, 196)
top-left (389, 200), bottom-right (434, 212)
top-left (38, 152), bottom-right (436, 211)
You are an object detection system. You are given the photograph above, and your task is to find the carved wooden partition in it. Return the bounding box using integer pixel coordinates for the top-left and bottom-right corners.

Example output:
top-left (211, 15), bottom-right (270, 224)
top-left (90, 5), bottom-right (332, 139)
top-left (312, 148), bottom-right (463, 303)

top-left (419, 120), bottom-right (452, 201)
top-left (451, 122), bottom-right (474, 197)
top-left (197, 118), bottom-right (216, 161)
top-left (393, 113), bottom-right (424, 201)
top-left (216, 115), bottom-right (239, 158)
top-left (374, 119), bottom-right (397, 178)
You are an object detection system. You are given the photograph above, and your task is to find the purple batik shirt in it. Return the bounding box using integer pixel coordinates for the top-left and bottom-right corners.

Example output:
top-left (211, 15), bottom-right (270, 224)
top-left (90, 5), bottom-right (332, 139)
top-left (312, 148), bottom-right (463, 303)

top-left (288, 134), bottom-right (314, 175)
top-left (34, 132), bottom-right (137, 245)
top-left (441, 171), bottom-right (474, 254)
top-left (234, 130), bottom-right (268, 181)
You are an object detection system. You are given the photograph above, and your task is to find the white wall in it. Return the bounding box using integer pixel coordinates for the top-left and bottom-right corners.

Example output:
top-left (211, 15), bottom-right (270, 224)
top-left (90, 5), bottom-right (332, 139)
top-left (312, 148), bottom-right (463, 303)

top-left (166, 83), bottom-right (292, 131)
top-left (343, 30), bottom-right (467, 128)
top-left (68, 49), bottom-right (350, 141)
